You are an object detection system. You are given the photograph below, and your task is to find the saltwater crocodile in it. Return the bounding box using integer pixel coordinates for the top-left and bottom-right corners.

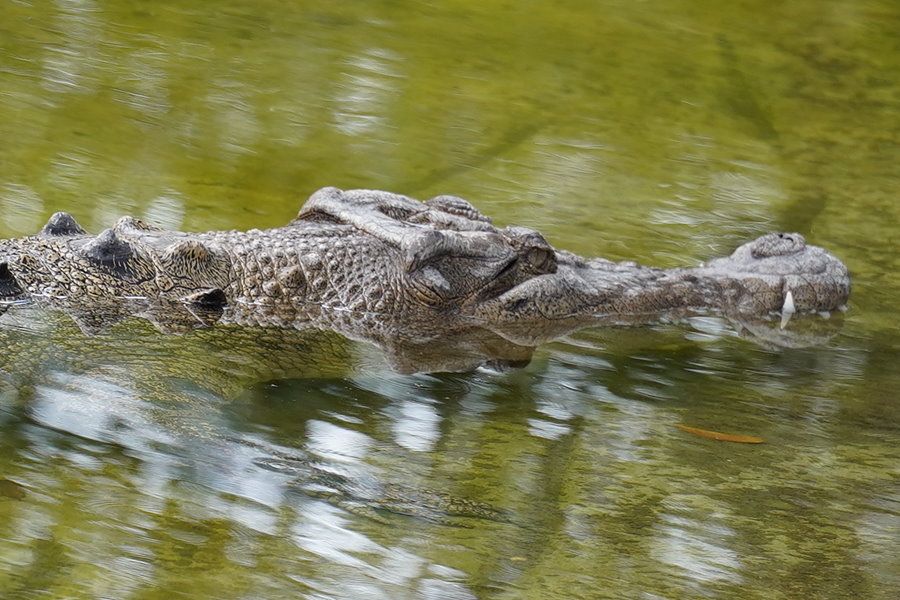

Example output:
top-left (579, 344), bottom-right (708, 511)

top-left (0, 187), bottom-right (851, 344)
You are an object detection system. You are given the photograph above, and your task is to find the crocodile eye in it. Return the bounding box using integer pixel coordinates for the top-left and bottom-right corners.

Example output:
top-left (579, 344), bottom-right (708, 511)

top-left (525, 247), bottom-right (556, 273)
top-left (408, 254), bottom-right (519, 307)
top-left (403, 229), bottom-right (521, 306)
top-left (501, 226), bottom-right (557, 275)
top-left (408, 265), bottom-right (452, 306)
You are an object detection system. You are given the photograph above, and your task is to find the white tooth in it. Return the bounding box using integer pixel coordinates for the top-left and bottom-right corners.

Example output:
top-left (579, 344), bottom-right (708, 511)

top-left (780, 290), bottom-right (796, 329)
top-left (782, 290), bottom-right (796, 314)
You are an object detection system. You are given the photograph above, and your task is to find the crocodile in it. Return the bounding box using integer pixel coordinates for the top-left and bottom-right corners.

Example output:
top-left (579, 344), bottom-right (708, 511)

top-left (0, 187), bottom-right (850, 345)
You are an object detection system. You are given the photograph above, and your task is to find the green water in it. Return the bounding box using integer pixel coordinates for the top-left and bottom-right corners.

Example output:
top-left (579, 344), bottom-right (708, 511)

top-left (0, 0), bottom-right (898, 598)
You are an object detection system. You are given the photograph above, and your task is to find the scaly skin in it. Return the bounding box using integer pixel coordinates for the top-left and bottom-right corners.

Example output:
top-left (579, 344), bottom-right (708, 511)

top-left (0, 187), bottom-right (851, 337)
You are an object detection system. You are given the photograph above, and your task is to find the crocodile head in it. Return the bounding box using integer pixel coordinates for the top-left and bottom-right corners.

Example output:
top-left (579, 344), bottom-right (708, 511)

top-left (299, 188), bottom-right (848, 325)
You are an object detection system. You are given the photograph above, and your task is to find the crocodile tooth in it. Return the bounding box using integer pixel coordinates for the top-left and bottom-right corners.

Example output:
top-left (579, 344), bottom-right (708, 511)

top-left (780, 290), bottom-right (795, 329)
top-left (41, 212), bottom-right (86, 237)
top-left (782, 290), bottom-right (796, 314)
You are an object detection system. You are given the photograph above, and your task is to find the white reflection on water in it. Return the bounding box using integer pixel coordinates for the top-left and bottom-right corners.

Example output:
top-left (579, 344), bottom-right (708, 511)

top-left (652, 497), bottom-right (743, 587)
top-left (91, 193), bottom-right (140, 230)
top-left (292, 501), bottom-right (390, 600)
top-left (46, 151), bottom-right (94, 191)
top-left (533, 137), bottom-right (608, 190)
top-left (527, 417), bottom-right (571, 440)
top-left (29, 373), bottom-right (175, 450)
top-left (207, 79), bottom-right (262, 157)
top-left (332, 48), bottom-right (402, 136)
top-left (113, 48), bottom-right (172, 117)
top-left (652, 131), bottom-right (781, 245)
top-left (22, 370), bottom-right (285, 535)
top-left (0, 183), bottom-right (44, 233)
top-left (42, 0), bottom-right (102, 94)
top-left (144, 190), bottom-right (186, 230)
top-left (293, 505), bottom-right (479, 600)
top-left (603, 391), bottom-right (660, 463)
top-left (683, 315), bottom-right (731, 343)
top-left (708, 170), bottom-right (779, 232)
top-left (307, 418), bottom-right (372, 461)
top-left (855, 501), bottom-right (900, 592)
top-left (392, 399), bottom-right (441, 452)
top-left (418, 577), bottom-right (477, 600)
top-left (502, 136), bottom-right (605, 222)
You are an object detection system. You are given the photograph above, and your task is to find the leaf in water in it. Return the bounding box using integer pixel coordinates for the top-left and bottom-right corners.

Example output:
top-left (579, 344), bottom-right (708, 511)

top-left (676, 424), bottom-right (765, 444)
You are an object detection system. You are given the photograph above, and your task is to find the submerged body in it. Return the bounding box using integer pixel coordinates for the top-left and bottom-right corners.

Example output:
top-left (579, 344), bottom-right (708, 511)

top-left (0, 187), bottom-right (850, 337)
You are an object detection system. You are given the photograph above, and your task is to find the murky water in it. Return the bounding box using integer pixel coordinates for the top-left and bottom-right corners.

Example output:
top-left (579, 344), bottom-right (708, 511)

top-left (1, 1), bottom-right (898, 598)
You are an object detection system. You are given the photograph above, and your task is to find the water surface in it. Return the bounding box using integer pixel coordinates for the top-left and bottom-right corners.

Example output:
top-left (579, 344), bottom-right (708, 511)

top-left (0, 1), bottom-right (898, 598)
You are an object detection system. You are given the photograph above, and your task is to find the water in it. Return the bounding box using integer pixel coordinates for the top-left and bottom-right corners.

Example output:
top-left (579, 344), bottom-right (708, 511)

top-left (1, 1), bottom-right (898, 598)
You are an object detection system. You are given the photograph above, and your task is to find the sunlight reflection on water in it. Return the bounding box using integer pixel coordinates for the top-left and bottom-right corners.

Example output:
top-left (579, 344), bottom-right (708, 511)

top-left (0, 183), bottom-right (44, 233)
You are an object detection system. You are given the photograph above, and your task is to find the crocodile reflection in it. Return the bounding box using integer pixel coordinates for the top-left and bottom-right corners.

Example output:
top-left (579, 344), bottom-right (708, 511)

top-left (0, 297), bottom-right (844, 386)
top-left (0, 304), bottom-right (522, 529)
top-left (0, 289), bottom-right (844, 532)
top-left (254, 455), bottom-right (511, 526)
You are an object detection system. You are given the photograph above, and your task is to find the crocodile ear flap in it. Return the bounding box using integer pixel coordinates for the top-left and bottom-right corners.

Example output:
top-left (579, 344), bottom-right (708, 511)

top-left (41, 212), bottom-right (86, 237)
top-left (181, 288), bottom-right (227, 309)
